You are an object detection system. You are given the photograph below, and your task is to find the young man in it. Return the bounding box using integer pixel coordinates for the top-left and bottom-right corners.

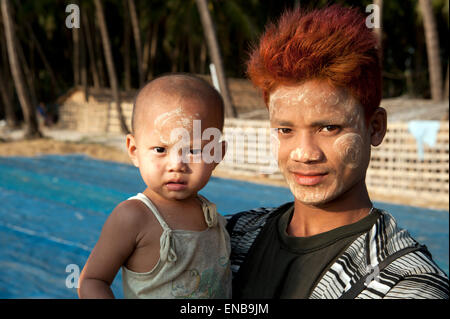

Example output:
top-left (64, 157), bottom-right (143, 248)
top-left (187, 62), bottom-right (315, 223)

top-left (227, 5), bottom-right (448, 299)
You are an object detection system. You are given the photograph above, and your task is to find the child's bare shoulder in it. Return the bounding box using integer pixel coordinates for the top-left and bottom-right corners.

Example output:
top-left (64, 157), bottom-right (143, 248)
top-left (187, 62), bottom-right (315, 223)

top-left (108, 199), bottom-right (152, 228)
top-left (105, 198), bottom-right (161, 239)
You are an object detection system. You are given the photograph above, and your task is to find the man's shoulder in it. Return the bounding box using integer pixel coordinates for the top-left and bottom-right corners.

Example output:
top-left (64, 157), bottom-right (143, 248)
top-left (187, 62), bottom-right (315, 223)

top-left (224, 202), bottom-right (293, 277)
top-left (225, 202), bottom-right (293, 234)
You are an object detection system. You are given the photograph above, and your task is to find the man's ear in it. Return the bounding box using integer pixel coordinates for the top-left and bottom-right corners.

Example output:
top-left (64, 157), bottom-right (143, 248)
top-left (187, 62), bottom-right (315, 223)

top-left (369, 107), bottom-right (387, 147)
top-left (126, 134), bottom-right (139, 167)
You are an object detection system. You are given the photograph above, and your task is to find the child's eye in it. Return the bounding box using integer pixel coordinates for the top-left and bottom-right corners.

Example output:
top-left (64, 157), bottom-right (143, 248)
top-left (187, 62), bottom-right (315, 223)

top-left (277, 128), bottom-right (292, 134)
top-left (152, 147), bottom-right (166, 154)
top-left (190, 149), bottom-right (202, 156)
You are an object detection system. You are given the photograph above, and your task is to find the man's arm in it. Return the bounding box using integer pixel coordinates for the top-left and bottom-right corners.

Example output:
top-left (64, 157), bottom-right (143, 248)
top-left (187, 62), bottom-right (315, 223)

top-left (78, 200), bottom-right (144, 298)
top-left (384, 273), bottom-right (449, 299)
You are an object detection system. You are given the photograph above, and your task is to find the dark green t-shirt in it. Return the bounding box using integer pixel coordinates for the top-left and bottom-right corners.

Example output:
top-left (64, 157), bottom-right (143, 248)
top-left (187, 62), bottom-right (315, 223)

top-left (233, 204), bottom-right (381, 298)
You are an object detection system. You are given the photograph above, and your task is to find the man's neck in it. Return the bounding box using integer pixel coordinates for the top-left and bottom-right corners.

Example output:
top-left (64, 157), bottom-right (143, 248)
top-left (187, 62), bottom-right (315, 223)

top-left (288, 181), bottom-right (373, 237)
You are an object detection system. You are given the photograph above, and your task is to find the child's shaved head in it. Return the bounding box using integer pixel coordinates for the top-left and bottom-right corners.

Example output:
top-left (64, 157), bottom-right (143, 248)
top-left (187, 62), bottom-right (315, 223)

top-left (131, 74), bottom-right (225, 135)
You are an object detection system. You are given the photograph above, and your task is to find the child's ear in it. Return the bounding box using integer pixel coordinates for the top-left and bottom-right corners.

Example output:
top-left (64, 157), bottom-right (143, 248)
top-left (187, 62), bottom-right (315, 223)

top-left (126, 134), bottom-right (139, 167)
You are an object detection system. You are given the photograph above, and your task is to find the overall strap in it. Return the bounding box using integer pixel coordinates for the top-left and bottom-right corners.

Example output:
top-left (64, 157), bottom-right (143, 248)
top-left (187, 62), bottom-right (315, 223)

top-left (197, 194), bottom-right (218, 228)
top-left (339, 244), bottom-right (428, 299)
top-left (128, 193), bottom-right (177, 263)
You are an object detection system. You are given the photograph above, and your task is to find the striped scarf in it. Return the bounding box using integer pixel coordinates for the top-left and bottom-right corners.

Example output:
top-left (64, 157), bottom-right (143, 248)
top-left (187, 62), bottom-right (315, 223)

top-left (226, 205), bottom-right (449, 299)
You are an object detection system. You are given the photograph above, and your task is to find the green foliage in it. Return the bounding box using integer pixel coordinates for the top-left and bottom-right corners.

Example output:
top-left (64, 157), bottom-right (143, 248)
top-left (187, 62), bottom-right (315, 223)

top-left (1, 0), bottom-right (448, 108)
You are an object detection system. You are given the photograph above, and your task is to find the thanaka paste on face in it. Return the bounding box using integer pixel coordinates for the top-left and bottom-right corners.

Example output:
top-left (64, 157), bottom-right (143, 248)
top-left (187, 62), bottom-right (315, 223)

top-left (289, 147), bottom-right (322, 162)
top-left (153, 106), bottom-right (199, 145)
top-left (270, 82), bottom-right (368, 206)
top-left (333, 133), bottom-right (363, 168)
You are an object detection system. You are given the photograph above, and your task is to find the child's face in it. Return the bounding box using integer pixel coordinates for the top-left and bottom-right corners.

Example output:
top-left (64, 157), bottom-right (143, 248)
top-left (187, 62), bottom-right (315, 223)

top-left (127, 94), bottom-right (224, 202)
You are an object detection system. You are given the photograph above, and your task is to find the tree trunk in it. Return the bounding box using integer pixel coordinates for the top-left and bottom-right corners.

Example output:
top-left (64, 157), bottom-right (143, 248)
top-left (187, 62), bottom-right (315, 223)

top-left (195, 0), bottom-right (237, 118)
top-left (94, 20), bottom-right (107, 87)
top-left (445, 62), bottom-right (449, 99)
top-left (199, 42), bottom-right (206, 74)
top-left (146, 22), bottom-right (159, 81)
top-left (25, 22), bottom-right (61, 95)
top-left (0, 71), bottom-right (18, 128)
top-left (80, 16), bottom-right (88, 102)
top-left (94, 0), bottom-right (130, 134)
top-left (1, 0), bottom-right (41, 138)
top-left (419, 0), bottom-right (443, 101)
top-left (123, 0), bottom-right (131, 91)
top-left (128, 0), bottom-right (144, 87)
top-left (0, 20), bottom-right (17, 127)
top-left (373, 0), bottom-right (383, 62)
top-left (73, 22), bottom-right (80, 86)
top-left (81, 8), bottom-right (100, 89)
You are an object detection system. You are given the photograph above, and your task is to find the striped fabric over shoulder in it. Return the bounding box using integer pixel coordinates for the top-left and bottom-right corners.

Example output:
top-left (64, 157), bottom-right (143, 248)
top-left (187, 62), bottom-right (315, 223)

top-left (225, 206), bottom-right (281, 277)
top-left (310, 209), bottom-right (449, 299)
top-left (227, 204), bottom-right (448, 299)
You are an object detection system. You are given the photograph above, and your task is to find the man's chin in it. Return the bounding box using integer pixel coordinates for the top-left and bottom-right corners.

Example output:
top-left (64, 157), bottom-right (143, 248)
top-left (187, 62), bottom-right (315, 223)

top-left (288, 183), bottom-right (343, 207)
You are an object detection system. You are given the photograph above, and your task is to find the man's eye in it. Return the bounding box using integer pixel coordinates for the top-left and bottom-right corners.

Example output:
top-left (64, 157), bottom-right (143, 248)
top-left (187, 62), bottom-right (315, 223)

top-left (321, 125), bottom-right (340, 133)
top-left (278, 128), bottom-right (292, 134)
top-left (152, 147), bottom-right (166, 154)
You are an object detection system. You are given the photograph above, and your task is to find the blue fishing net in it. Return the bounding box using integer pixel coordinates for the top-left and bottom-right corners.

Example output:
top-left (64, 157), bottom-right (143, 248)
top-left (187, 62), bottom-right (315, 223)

top-left (0, 154), bottom-right (447, 298)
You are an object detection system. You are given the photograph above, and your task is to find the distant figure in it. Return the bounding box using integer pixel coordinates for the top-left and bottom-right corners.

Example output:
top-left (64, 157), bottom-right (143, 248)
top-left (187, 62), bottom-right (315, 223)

top-left (78, 74), bottom-right (231, 299)
top-left (227, 5), bottom-right (449, 299)
top-left (36, 102), bottom-right (53, 127)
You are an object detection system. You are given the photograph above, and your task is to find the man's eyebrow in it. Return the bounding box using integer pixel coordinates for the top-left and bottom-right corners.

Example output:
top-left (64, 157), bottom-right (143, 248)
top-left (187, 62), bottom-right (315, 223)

top-left (272, 119), bottom-right (295, 126)
top-left (309, 119), bottom-right (339, 127)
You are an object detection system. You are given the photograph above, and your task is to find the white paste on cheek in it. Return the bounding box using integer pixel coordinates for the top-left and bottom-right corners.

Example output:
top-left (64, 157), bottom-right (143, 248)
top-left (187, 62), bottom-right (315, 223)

top-left (333, 133), bottom-right (364, 168)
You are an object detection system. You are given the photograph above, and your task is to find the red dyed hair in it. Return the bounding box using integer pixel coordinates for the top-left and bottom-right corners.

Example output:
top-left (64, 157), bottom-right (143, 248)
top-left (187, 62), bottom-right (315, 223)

top-left (247, 5), bottom-right (382, 118)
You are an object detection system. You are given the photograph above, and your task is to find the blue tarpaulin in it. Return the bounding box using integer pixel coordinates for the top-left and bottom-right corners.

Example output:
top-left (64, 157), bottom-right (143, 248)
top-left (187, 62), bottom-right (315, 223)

top-left (0, 154), bottom-right (448, 298)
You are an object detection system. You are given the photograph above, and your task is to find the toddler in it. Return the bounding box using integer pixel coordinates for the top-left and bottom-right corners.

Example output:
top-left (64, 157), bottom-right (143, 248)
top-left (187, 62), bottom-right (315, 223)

top-left (78, 74), bottom-right (231, 299)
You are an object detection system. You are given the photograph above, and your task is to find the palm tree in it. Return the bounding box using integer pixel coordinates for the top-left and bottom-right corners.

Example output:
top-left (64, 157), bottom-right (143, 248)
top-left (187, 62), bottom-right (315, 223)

top-left (1, 0), bottom-right (41, 138)
top-left (0, 18), bottom-right (17, 128)
top-left (195, 0), bottom-right (237, 118)
top-left (128, 0), bottom-right (144, 87)
top-left (94, 0), bottom-right (130, 134)
top-left (419, 0), bottom-right (443, 101)
top-left (81, 7), bottom-right (100, 89)
top-left (374, 0), bottom-right (383, 61)
top-left (0, 71), bottom-right (17, 128)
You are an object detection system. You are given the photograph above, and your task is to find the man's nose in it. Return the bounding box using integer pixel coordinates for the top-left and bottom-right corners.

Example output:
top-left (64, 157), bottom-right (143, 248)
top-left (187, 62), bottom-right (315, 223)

top-left (290, 135), bottom-right (324, 163)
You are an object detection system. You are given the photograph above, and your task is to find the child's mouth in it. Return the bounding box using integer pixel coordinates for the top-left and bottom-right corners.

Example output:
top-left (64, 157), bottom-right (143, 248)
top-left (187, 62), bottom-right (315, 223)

top-left (165, 181), bottom-right (187, 191)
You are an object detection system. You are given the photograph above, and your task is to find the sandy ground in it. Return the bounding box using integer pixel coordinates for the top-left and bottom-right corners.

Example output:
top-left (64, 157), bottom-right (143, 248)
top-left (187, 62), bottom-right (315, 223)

top-left (0, 126), bottom-right (448, 211)
top-left (0, 137), bottom-right (131, 164)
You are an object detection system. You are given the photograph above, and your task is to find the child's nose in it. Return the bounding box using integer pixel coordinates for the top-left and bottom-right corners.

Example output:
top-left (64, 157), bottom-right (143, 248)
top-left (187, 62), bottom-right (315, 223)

top-left (167, 149), bottom-right (189, 172)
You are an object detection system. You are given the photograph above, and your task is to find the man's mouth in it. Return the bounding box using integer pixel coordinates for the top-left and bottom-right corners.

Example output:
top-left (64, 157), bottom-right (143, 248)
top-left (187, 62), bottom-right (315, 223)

top-left (292, 171), bottom-right (328, 186)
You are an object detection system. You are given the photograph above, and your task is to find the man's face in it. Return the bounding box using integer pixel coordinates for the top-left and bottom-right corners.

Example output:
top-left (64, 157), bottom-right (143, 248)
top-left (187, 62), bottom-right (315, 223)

top-left (269, 80), bottom-right (373, 206)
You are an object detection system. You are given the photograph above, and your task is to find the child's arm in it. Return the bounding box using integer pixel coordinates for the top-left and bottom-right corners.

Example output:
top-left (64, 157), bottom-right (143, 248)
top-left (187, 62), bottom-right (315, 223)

top-left (78, 200), bottom-right (144, 298)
